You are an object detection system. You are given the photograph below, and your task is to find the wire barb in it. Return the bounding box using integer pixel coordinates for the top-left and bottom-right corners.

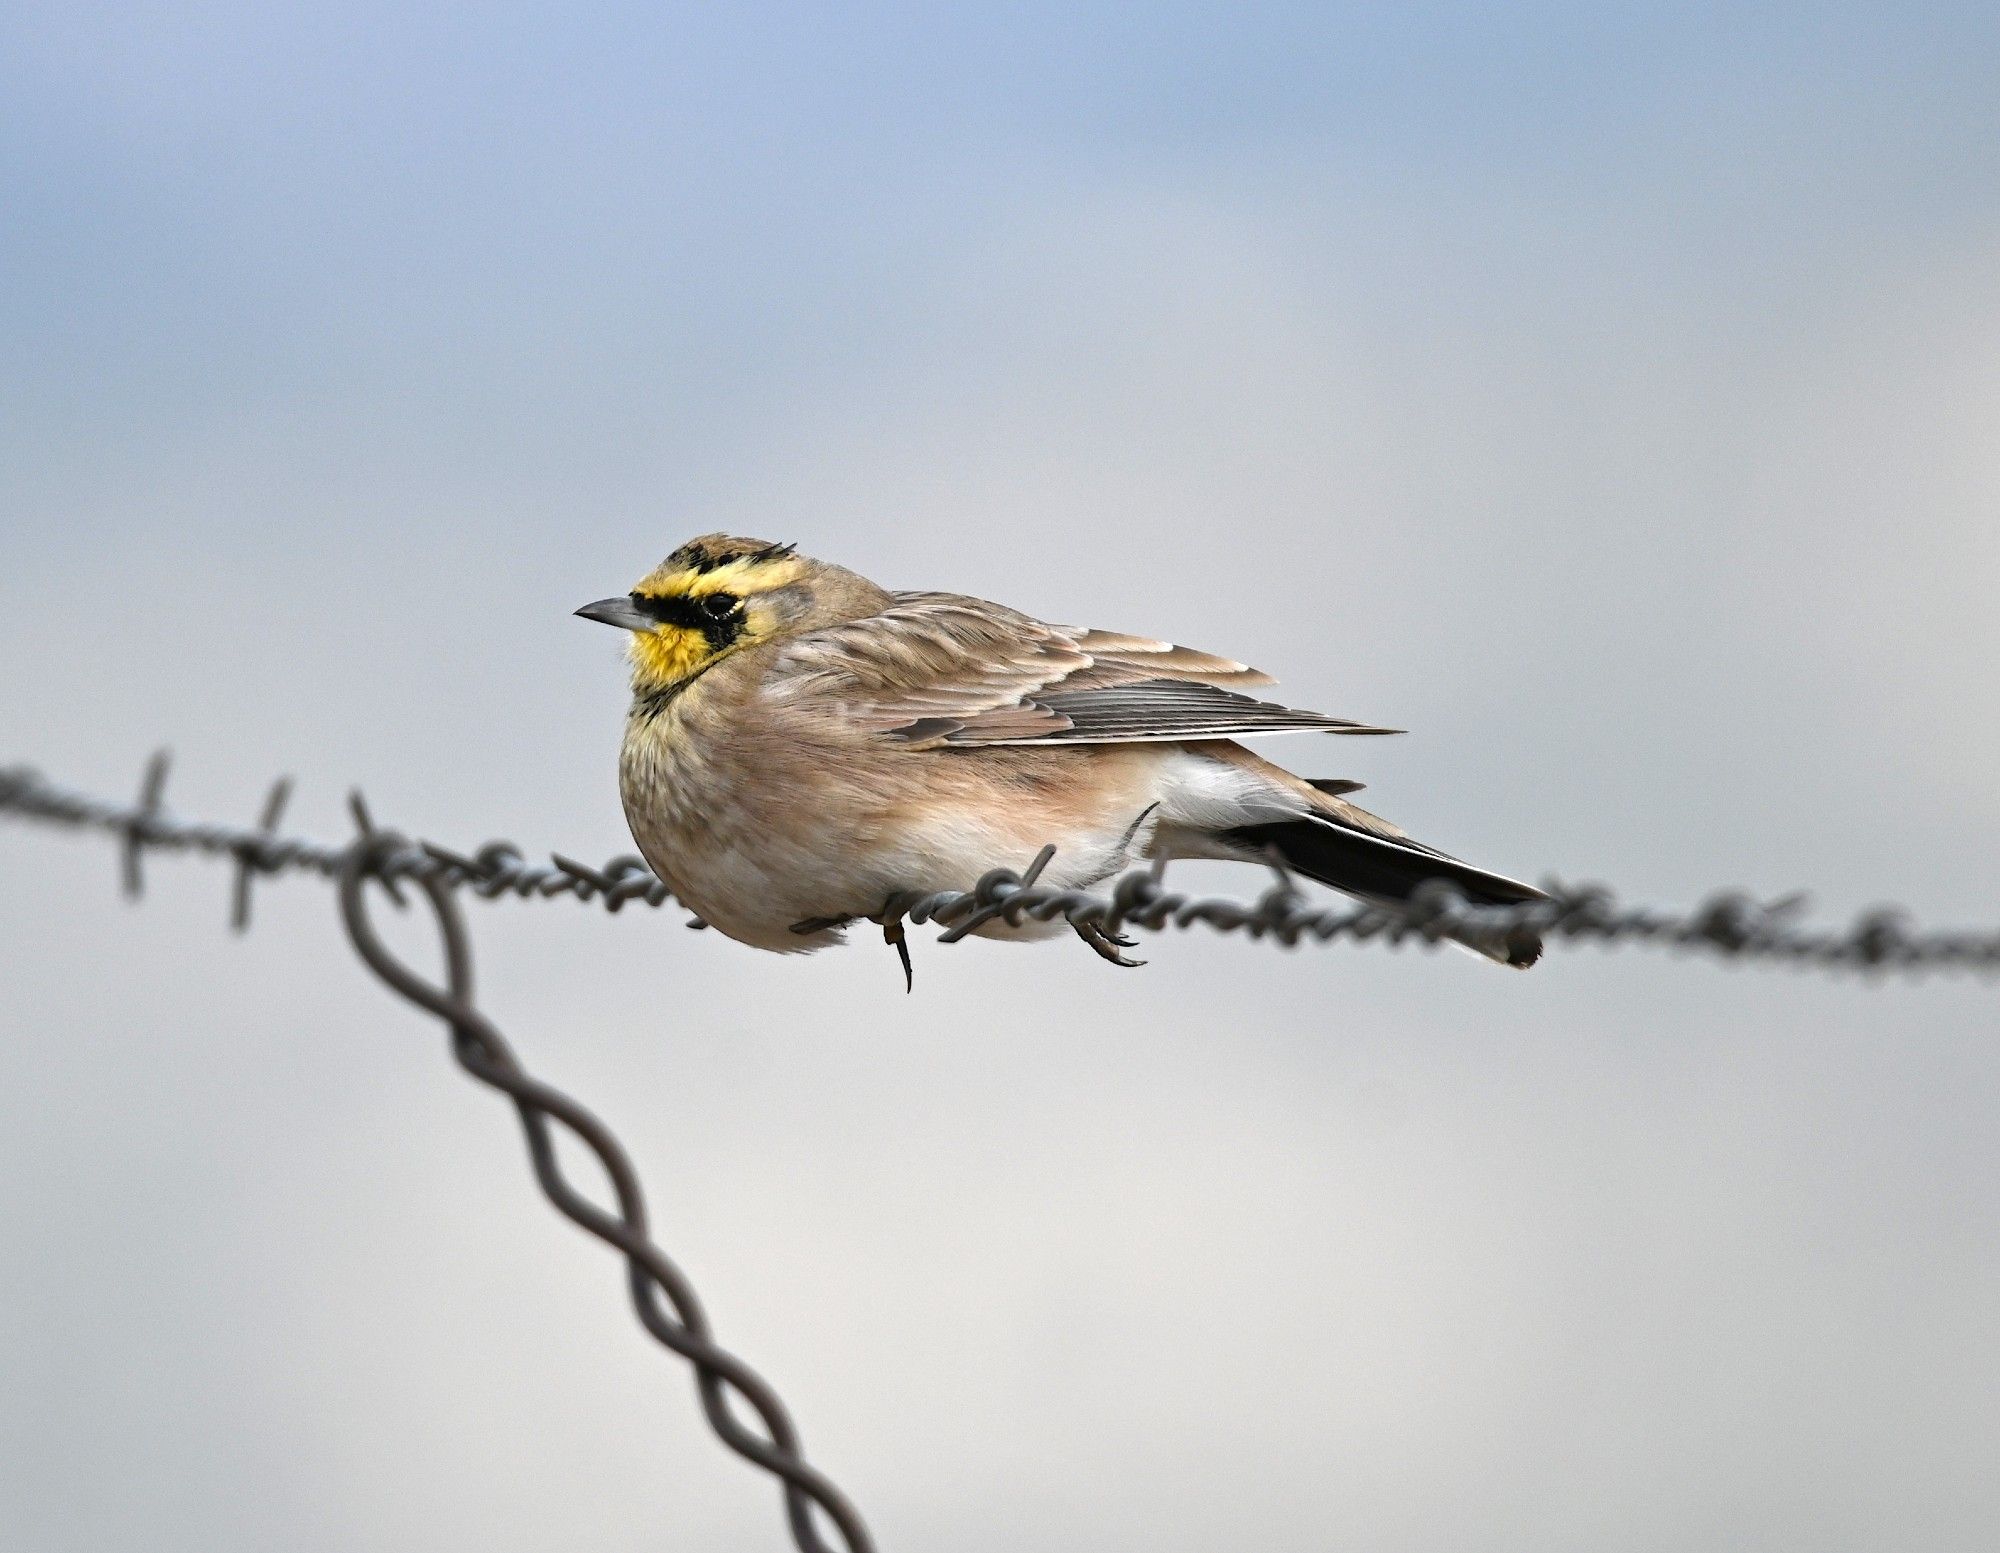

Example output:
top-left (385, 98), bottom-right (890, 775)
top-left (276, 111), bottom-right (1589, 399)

top-left (121, 749), bottom-right (171, 900)
top-left (231, 775), bottom-right (293, 933)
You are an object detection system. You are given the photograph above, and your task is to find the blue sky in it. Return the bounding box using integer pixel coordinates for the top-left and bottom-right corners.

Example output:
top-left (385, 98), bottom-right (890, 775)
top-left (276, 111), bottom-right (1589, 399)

top-left (9, 5), bottom-right (1999, 422)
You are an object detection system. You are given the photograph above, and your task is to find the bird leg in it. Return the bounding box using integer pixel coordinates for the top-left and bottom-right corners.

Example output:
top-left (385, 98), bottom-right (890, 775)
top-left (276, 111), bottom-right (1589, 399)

top-left (870, 907), bottom-right (915, 992)
top-left (1073, 919), bottom-right (1145, 968)
top-left (792, 908), bottom-right (913, 991)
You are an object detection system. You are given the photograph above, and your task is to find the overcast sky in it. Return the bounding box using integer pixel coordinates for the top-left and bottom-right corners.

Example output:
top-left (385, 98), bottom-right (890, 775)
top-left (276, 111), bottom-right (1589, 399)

top-left (4, 7), bottom-right (1998, 1551)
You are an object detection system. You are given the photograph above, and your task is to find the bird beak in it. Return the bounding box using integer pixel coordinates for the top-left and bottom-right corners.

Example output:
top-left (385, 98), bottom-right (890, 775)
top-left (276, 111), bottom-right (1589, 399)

top-left (575, 597), bottom-right (655, 631)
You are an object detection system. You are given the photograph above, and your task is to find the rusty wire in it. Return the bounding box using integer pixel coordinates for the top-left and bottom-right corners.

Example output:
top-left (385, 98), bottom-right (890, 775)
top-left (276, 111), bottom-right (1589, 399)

top-left (4, 750), bottom-right (2000, 1553)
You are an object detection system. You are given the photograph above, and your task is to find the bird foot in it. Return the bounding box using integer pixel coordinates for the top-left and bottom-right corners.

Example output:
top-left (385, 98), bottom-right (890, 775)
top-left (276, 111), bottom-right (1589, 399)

top-left (876, 913), bottom-right (914, 992)
top-left (1074, 920), bottom-right (1145, 968)
top-left (865, 898), bottom-right (915, 991)
top-left (795, 908), bottom-right (914, 991)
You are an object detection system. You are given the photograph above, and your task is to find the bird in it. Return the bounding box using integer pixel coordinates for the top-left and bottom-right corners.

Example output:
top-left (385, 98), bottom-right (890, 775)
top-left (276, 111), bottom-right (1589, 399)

top-left (577, 534), bottom-right (1544, 982)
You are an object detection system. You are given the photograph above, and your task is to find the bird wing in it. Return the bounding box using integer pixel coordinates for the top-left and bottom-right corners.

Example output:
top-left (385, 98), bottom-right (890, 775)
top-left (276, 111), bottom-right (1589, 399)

top-left (770, 592), bottom-right (1399, 747)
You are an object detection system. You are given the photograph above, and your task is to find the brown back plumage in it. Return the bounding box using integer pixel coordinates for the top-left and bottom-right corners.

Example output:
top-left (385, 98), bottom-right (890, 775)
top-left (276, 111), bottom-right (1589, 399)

top-left (770, 591), bottom-right (1399, 747)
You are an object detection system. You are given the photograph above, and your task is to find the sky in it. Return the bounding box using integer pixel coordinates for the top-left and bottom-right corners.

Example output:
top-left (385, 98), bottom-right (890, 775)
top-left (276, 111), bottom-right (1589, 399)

top-left (3, 6), bottom-right (1998, 1551)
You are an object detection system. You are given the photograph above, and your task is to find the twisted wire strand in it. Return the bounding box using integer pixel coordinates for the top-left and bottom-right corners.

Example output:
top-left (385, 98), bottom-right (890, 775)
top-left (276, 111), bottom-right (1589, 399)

top-left (4, 753), bottom-right (871, 1553)
top-left (6, 756), bottom-right (1998, 974)
top-left (337, 843), bottom-right (871, 1553)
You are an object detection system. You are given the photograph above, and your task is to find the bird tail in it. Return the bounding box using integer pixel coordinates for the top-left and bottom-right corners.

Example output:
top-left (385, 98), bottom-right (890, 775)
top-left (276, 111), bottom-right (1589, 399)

top-left (1223, 811), bottom-right (1546, 968)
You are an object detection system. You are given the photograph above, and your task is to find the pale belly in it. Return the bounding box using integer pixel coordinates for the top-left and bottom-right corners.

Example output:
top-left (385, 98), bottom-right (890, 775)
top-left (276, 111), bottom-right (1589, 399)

top-left (617, 721), bottom-right (1180, 953)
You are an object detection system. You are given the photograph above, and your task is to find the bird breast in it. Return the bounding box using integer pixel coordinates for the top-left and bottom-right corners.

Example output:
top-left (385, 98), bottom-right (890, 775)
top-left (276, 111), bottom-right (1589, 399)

top-left (615, 685), bottom-right (1220, 952)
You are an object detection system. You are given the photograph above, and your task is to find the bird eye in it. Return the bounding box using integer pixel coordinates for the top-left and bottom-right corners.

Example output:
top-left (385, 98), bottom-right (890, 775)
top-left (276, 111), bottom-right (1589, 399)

top-left (700, 593), bottom-right (737, 619)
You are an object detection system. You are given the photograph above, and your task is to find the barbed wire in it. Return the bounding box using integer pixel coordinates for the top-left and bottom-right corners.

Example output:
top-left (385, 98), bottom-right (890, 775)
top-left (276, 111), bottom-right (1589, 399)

top-left (4, 751), bottom-right (1998, 1553)
top-left (5, 755), bottom-right (1998, 975)
top-left (3, 752), bottom-right (871, 1553)
top-left (0, 755), bottom-right (677, 925)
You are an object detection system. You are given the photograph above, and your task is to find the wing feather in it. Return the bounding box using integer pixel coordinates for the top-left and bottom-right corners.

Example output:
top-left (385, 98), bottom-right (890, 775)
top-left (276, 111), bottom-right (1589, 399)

top-left (771, 591), bottom-right (1396, 747)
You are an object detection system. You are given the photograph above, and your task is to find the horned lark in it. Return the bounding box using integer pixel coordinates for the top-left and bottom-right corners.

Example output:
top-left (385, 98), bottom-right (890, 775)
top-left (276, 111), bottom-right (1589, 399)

top-left (578, 534), bottom-right (1543, 975)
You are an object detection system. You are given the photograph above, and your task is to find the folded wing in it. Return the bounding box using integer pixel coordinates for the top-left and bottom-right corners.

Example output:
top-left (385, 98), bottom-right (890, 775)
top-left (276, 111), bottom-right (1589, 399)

top-left (772, 591), bottom-right (1399, 747)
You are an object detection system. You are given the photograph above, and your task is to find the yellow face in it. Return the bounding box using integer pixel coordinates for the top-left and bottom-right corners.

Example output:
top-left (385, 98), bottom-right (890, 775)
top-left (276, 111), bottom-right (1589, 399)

top-left (577, 537), bottom-right (807, 695)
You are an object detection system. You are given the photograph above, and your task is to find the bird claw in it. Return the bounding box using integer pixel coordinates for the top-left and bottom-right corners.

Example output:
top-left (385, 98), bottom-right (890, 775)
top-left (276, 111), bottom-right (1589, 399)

top-left (1074, 920), bottom-right (1145, 968)
top-left (879, 914), bottom-right (914, 992)
top-left (796, 908), bottom-right (912, 990)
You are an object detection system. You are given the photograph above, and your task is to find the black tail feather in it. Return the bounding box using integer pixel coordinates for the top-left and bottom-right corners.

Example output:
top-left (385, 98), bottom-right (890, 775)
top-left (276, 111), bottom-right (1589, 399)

top-left (1226, 817), bottom-right (1543, 968)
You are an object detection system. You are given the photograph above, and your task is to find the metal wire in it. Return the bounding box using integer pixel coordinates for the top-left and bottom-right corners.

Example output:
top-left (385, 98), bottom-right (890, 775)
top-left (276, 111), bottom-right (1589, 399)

top-left (5, 755), bottom-right (1998, 975)
top-left (0, 754), bottom-right (676, 925)
top-left (3, 753), bottom-right (870, 1553)
top-left (337, 843), bottom-right (871, 1553)
top-left (3, 752), bottom-right (1999, 1552)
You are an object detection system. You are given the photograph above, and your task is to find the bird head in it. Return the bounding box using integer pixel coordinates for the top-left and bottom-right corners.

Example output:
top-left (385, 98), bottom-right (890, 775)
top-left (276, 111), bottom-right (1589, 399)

top-left (577, 534), bottom-right (868, 696)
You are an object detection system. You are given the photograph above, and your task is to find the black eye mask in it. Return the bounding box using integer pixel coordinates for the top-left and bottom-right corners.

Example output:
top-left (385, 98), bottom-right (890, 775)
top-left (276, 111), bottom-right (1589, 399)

top-left (630, 590), bottom-right (746, 649)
